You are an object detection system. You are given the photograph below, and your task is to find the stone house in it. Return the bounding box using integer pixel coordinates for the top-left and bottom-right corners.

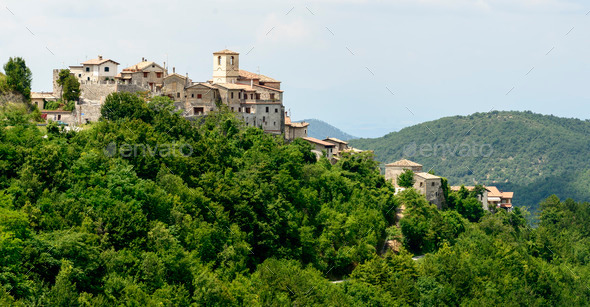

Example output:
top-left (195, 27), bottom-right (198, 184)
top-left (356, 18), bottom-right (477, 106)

top-left (116, 58), bottom-right (167, 93)
top-left (284, 114), bottom-right (309, 141)
top-left (302, 137), bottom-right (335, 160)
top-left (385, 159), bottom-right (444, 209)
top-left (42, 110), bottom-right (75, 123)
top-left (450, 185), bottom-right (513, 212)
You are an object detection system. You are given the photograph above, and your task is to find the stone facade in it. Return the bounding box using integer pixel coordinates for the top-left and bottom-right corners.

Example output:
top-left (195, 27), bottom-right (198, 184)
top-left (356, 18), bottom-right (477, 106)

top-left (385, 159), bottom-right (444, 209)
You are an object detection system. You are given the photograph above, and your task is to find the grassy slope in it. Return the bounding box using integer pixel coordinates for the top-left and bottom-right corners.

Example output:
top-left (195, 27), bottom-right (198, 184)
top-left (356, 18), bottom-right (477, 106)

top-left (350, 111), bottom-right (590, 210)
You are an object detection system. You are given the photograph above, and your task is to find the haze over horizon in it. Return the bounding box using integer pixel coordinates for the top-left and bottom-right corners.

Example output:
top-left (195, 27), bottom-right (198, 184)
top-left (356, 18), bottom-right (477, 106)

top-left (1, 0), bottom-right (588, 137)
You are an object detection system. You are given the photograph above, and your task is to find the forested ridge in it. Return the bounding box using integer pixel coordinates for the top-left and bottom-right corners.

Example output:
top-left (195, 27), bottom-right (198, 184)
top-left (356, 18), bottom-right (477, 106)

top-left (350, 111), bottom-right (590, 211)
top-left (0, 94), bottom-right (589, 306)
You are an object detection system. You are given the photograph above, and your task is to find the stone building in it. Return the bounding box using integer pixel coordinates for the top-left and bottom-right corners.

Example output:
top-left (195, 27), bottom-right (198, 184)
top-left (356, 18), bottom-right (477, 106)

top-left (161, 49), bottom-right (286, 136)
top-left (385, 159), bottom-right (444, 209)
top-left (284, 114), bottom-right (309, 141)
top-left (302, 137), bottom-right (335, 160)
top-left (116, 58), bottom-right (167, 93)
top-left (31, 92), bottom-right (58, 109)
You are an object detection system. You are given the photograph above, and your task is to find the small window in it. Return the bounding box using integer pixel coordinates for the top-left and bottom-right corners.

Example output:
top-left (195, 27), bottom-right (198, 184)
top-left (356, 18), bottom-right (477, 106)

top-left (85, 67), bottom-right (90, 72)
top-left (250, 94), bottom-right (253, 99)
top-left (274, 122), bottom-right (276, 126)
top-left (57, 115), bottom-right (61, 120)
top-left (197, 94), bottom-right (202, 99)
top-left (152, 65), bottom-right (155, 68)
top-left (156, 72), bottom-right (162, 78)
top-left (191, 94), bottom-right (194, 98)
top-left (231, 107), bottom-right (234, 112)
top-left (143, 72), bottom-right (148, 78)
top-left (263, 116), bottom-right (266, 122)
top-left (104, 67), bottom-right (110, 72)
top-left (230, 56), bottom-right (234, 65)
top-left (275, 108), bottom-right (278, 113)
top-left (238, 107), bottom-right (241, 112)
top-left (420, 182), bottom-right (423, 187)
top-left (255, 93), bottom-right (260, 100)
top-left (265, 107), bottom-right (269, 113)
top-left (260, 82), bottom-right (265, 85)
top-left (87, 77), bottom-right (90, 81)
top-left (432, 182), bottom-right (435, 186)
top-left (231, 92), bottom-right (234, 99)
top-left (78, 74), bottom-right (81, 77)
top-left (177, 93), bottom-right (180, 98)
top-left (270, 93), bottom-right (275, 100)
top-left (218, 56), bottom-right (221, 65)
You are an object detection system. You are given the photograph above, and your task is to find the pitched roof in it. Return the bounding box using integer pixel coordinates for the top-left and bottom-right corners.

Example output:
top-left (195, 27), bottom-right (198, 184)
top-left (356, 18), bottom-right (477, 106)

top-left (213, 49), bottom-right (239, 55)
top-left (164, 73), bottom-right (187, 80)
top-left (81, 56), bottom-right (119, 65)
top-left (303, 137), bottom-right (335, 147)
top-left (239, 70), bottom-right (280, 83)
top-left (214, 83), bottom-right (254, 90)
top-left (450, 186), bottom-right (476, 191)
top-left (385, 159), bottom-right (422, 167)
top-left (415, 172), bottom-right (440, 180)
top-left (31, 92), bottom-right (57, 99)
top-left (324, 137), bottom-right (348, 145)
top-left (287, 122), bottom-right (309, 128)
top-left (485, 186), bottom-right (513, 199)
top-left (188, 82), bottom-right (217, 89)
top-left (122, 61), bottom-right (164, 72)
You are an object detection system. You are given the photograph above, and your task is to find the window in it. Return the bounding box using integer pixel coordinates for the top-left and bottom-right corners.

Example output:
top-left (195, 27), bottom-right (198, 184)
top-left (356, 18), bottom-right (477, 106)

top-left (191, 94), bottom-right (194, 98)
top-left (194, 107), bottom-right (204, 115)
top-left (78, 74), bottom-right (81, 77)
top-left (218, 56), bottom-right (221, 65)
top-left (230, 56), bottom-right (234, 65)
top-left (245, 107), bottom-right (251, 113)
top-left (231, 107), bottom-right (234, 112)
top-left (85, 67), bottom-right (90, 72)
top-left (104, 67), bottom-right (110, 72)
top-left (273, 121), bottom-right (276, 126)
top-left (250, 94), bottom-right (253, 99)
top-left (238, 107), bottom-right (241, 112)
top-left (156, 72), bottom-right (162, 78)
top-left (87, 77), bottom-right (90, 81)
top-left (265, 107), bottom-right (269, 113)
top-left (275, 108), bottom-right (278, 113)
top-left (255, 93), bottom-right (260, 100)
top-left (197, 94), bottom-right (202, 99)
top-left (177, 93), bottom-right (180, 98)
top-left (263, 116), bottom-right (266, 122)
top-left (420, 182), bottom-right (423, 187)
top-left (260, 82), bottom-right (265, 85)
top-left (231, 92), bottom-right (234, 99)
top-left (431, 182), bottom-right (435, 186)
top-left (57, 115), bottom-right (61, 120)
top-left (270, 93), bottom-right (275, 100)
top-left (143, 72), bottom-right (148, 78)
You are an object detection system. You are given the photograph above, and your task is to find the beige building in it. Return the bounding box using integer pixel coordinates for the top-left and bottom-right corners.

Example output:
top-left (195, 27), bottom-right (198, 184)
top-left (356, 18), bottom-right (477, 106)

top-left (31, 92), bottom-right (58, 109)
top-left (285, 114), bottom-right (309, 141)
top-left (302, 137), bottom-right (336, 160)
top-left (385, 159), bottom-right (444, 209)
top-left (450, 185), bottom-right (514, 212)
top-left (69, 55), bottom-right (119, 83)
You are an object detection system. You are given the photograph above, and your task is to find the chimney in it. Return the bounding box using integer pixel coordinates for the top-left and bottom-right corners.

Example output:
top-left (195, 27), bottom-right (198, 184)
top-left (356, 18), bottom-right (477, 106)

top-left (142, 57), bottom-right (145, 62)
top-left (173, 67), bottom-right (175, 73)
top-left (250, 79), bottom-right (253, 89)
top-left (98, 55), bottom-right (103, 60)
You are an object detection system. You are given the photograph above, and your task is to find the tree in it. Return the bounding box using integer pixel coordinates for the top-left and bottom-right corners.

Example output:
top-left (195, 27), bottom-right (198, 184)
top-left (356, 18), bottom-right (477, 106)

top-left (56, 70), bottom-right (80, 104)
top-left (397, 169), bottom-right (415, 188)
top-left (2, 57), bottom-right (32, 100)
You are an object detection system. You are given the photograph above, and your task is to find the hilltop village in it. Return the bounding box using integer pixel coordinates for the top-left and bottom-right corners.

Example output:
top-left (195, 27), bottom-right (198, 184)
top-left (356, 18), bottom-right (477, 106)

top-left (30, 50), bottom-right (513, 213)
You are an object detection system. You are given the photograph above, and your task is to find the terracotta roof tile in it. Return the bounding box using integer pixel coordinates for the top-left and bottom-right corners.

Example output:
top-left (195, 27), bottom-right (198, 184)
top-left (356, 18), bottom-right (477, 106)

top-left (213, 49), bottom-right (239, 55)
top-left (239, 70), bottom-right (280, 83)
top-left (303, 137), bottom-right (335, 147)
top-left (385, 159), bottom-right (423, 167)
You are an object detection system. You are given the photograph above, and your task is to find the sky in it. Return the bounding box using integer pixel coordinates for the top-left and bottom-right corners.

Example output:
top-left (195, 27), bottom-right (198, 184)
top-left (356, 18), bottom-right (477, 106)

top-left (1, 0), bottom-right (589, 138)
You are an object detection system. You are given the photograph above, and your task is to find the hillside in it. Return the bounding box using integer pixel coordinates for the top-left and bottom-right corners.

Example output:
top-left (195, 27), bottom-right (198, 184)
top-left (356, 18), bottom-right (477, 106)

top-left (350, 111), bottom-right (590, 210)
top-left (1, 99), bottom-right (589, 305)
top-left (296, 118), bottom-right (357, 141)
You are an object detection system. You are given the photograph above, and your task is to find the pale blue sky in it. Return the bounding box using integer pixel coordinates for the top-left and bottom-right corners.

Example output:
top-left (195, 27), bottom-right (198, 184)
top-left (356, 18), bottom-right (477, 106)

top-left (1, 0), bottom-right (589, 137)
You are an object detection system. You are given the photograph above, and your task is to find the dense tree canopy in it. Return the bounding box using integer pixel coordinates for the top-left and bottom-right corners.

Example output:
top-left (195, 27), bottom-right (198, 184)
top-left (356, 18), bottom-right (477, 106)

top-left (0, 94), bottom-right (588, 305)
top-left (2, 57), bottom-right (32, 101)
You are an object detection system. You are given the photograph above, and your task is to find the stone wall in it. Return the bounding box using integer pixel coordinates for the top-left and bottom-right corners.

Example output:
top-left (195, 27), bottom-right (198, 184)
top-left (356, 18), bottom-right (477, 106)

top-left (116, 84), bottom-right (150, 95)
top-left (384, 165), bottom-right (423, 186)
top-left (80, 83), bottom-right (117, 103)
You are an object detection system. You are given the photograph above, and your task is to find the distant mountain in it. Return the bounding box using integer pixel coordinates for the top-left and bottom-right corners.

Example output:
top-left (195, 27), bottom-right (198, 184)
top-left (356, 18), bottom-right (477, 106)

top-left (296, 119), bottom-right (357, 141)
top-left (349, 111), bottom-right (590, 210)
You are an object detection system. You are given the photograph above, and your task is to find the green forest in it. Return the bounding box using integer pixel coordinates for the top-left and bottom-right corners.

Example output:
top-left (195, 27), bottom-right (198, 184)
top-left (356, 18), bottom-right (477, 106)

top-left (0, 92), bottom-right (589, 306)
top-left (350, 111), bottom-right (590, 211)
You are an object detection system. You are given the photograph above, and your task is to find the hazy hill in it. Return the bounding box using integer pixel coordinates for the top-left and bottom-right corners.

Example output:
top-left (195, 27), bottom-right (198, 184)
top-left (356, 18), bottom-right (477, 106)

top-left (296, 118), bottom-right (357, 141)
top-left (349, 111), bottom-right (590, 210)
